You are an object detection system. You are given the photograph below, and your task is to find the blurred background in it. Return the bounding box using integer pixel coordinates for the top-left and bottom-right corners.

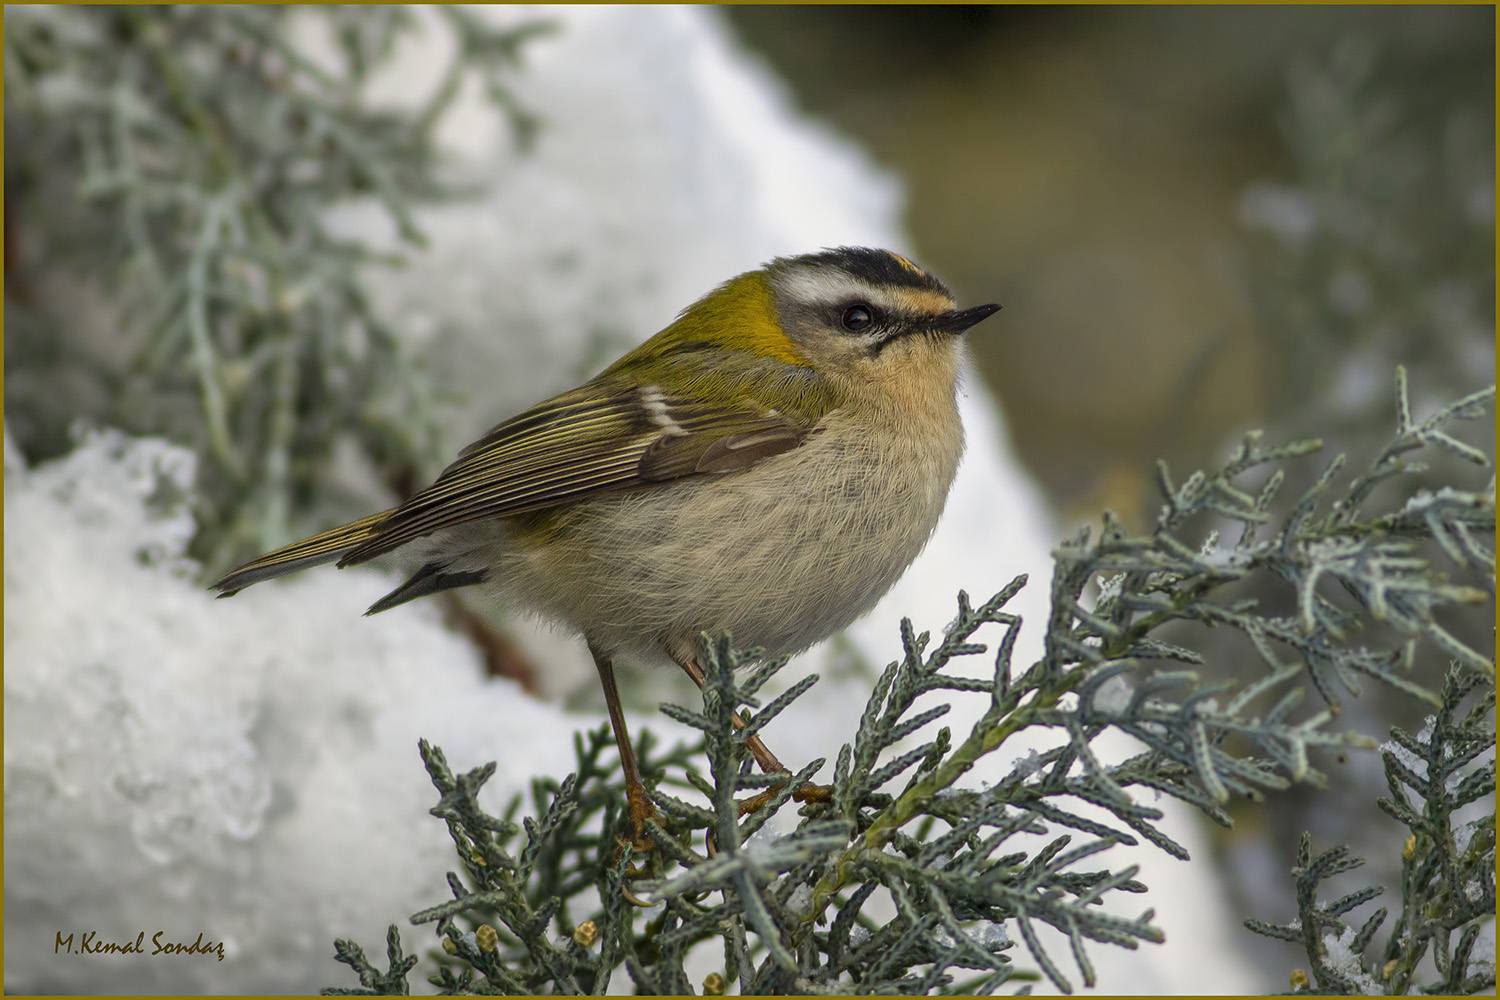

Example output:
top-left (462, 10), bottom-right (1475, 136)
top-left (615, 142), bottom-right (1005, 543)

top-left (726, 4), bottom-right (1494, 527)
top-left (5, 5), bottom-right (1493, 993)
top-left (724, 3), bottom-right (1496, 978)
top-left (721, 5), bottom-right (1497, 983)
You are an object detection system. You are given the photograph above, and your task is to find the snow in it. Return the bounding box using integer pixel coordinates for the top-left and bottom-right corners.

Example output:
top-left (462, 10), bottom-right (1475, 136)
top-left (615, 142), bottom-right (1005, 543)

top-left (1092, 675), bottom-right (1135, 717)
top-left (968, 920), bottom-right (1011, 950)
top-left (4, 6), bottom-right (1254, 995)
top-left (6, 430), bottom-right (578, 992)
top-left (1320, 927), bottom-right (1381, 995)
top-left (1379, 717), bottom-right (1435, 785)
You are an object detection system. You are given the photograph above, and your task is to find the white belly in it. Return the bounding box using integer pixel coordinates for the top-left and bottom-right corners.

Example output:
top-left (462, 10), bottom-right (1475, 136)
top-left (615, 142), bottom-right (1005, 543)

top-left (469, 416), bottom-right (963, 666)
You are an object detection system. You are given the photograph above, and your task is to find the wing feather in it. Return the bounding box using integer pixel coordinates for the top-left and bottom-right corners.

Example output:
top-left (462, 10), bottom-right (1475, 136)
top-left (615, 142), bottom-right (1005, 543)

top-left (213, 509), bottom-right (396, 594)
top-left (337, 385), bottom-right (807, 566)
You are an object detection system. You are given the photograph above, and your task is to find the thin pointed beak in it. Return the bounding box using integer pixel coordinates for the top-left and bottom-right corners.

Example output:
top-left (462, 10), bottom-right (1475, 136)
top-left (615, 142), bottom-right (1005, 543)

top-left (935, 303), bottom-right (1001, 335)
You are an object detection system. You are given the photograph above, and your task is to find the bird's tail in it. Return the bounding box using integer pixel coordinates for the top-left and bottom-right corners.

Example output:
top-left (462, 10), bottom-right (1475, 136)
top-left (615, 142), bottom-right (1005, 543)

top-left (211, 509), bottom-right (397, 597)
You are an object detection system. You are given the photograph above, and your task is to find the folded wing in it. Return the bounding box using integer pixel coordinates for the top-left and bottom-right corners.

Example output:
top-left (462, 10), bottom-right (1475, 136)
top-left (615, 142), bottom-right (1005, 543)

top-left (335, 384), bottom-right (806, 566)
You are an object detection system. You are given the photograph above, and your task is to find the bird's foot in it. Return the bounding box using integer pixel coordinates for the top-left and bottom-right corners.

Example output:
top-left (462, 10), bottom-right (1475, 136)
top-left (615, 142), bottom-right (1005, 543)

top-left (611, 787), bottom-right (666, 906)
top-left (612, 782), bottom-right (665, 857)
top-left (736, 778), bottom-right (833, 818)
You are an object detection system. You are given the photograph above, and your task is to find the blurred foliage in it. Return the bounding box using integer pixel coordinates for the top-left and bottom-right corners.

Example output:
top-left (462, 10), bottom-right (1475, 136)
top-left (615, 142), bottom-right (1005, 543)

top-left (3, 6), bottom-right (550, 569)
top-left (726, 8), bottom-right (1493, 525)
top-left (1181, 41), bottom-right (1497, 962)
top-left (327, 371), bottom-right (1492, 995)
top-left (1237, 38), bottom-right (1495, 424)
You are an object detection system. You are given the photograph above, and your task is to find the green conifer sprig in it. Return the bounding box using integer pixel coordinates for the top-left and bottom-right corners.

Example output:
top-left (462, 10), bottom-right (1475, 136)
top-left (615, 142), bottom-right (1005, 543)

top-left (323, 370), bottom-right (1491, 995)
top-left (1245, 668), bottom-right (1495, 994)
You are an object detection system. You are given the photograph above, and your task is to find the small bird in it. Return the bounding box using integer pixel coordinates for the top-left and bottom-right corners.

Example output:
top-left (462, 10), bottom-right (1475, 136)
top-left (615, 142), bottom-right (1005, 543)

top-left (214, 247), bottom-right (999, 845)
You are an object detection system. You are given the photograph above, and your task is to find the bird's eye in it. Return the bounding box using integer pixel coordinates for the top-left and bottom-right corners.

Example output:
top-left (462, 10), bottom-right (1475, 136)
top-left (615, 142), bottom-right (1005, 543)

top-left (841, 303), bottom-right (874, 332)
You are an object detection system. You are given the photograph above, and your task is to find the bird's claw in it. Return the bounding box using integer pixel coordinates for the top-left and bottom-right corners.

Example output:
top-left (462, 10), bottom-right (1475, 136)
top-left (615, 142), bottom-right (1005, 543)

top-left (611, 790), bottom-right (667, 906)
top-left (621, 788), bottom-right (663, 854)
top-left (736, 779), bottom-right (833, 817)
top-left (620, 881), bottom-right (657, 908)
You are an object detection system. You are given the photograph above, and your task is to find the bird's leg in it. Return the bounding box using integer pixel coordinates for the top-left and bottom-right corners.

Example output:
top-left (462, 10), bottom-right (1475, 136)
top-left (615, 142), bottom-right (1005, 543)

top-left (672, 654), bottom-right (832, 815)
top-left (590, 641), bottom-right (661, 855)
top-left (672, 654), bottom-right (789, 774)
